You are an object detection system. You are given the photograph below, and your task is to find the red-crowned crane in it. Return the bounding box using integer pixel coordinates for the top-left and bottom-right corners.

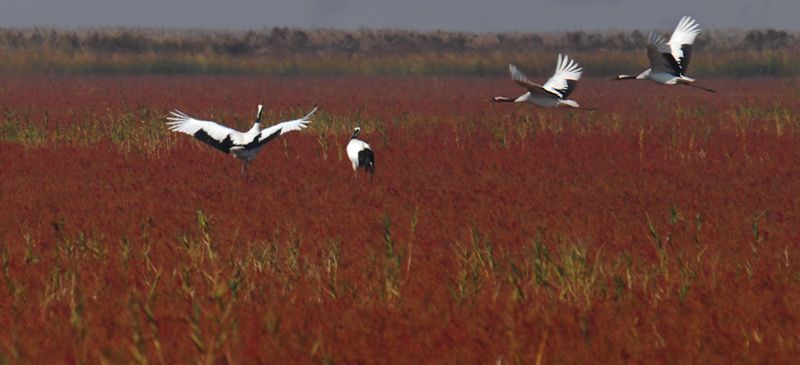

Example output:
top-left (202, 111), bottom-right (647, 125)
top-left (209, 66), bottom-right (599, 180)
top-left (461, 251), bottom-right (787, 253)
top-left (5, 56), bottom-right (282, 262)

top-left (614, 16), bottom-right (715, 92)
top-left (166, 104), bottom-right (318, 177)
top-left (346, 127), bottom-right (374, 181)
top-left (492, 54), bottom-right (592, 109)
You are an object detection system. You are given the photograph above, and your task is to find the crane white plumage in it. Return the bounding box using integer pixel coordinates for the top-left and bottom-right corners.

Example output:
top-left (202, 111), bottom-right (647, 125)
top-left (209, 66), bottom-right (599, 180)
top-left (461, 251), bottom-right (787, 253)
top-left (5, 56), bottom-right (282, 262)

top-left (492, 54), bottom-right (592, 109)
top-left (166, 104), bottom-right (318, 177)
top-left (346, 127), bottom-right (374, 181)
top-left (615, 16), bottom-right (715, 92)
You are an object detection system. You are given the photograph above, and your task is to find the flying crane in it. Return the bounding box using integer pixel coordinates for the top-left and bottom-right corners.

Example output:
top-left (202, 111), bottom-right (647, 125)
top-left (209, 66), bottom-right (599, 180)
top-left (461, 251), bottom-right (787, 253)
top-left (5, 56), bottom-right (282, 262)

top-left (166, 104), bottom-right (318, 177)
top-left (492, 54), bottom-right (592, 109)
top-left (614, 16), bottom-right (715, 92)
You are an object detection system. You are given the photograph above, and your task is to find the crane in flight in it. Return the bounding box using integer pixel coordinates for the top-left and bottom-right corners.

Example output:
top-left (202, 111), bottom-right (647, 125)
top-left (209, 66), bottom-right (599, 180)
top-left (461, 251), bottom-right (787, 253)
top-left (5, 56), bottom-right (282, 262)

top-left (492, 54), bottom-right (593, 109)
top-left (614, 16), bottom-right (715, 92)
top-left (167, 104), bottom-right (318, 177)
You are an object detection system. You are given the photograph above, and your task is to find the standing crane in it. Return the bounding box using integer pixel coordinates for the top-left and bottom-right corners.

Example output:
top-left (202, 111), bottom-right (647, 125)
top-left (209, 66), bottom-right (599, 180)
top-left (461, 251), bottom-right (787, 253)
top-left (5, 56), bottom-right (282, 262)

top-left (346, 127), bottom-right (375, 181)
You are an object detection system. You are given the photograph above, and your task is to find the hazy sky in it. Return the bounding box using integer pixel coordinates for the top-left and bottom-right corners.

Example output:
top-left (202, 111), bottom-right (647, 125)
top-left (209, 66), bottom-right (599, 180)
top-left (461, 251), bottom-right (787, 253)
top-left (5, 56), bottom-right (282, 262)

top-left (2, 0), bottom-right (798, 32)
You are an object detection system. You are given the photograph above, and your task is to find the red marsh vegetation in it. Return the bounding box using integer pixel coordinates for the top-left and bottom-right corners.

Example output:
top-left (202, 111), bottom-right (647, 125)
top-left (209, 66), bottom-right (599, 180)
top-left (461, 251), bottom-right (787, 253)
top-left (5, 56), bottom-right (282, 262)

top-left (1, 75), bottom-right (800, 362)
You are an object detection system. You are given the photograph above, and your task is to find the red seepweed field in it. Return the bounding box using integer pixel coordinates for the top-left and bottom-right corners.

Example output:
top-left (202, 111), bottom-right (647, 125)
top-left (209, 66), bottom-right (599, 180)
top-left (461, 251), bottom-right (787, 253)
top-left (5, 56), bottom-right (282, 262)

top-left (1, 74), bottom-right (800, 362)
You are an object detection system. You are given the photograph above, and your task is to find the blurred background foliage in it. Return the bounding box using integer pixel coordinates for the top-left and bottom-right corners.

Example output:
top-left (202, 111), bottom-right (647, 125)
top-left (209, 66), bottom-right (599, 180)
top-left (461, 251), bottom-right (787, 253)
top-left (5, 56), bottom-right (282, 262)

top-left (0, 26), bottom-right (797, 76)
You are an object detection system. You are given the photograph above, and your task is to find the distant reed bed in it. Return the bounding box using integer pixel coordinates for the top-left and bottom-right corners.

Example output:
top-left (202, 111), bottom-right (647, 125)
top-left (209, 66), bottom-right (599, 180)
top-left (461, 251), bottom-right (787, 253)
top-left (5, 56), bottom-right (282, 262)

top-left (0, 27), bottom-right (797, 76)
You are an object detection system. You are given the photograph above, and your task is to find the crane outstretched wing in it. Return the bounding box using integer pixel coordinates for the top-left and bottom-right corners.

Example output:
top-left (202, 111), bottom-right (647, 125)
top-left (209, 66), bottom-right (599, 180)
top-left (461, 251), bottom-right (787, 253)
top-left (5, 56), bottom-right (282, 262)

top-left (509, 64), bottom-right (552, 98)
top-left (166, 111), bottom-right (243, 154)
top-left (247, 106), bottom-right (318, 149)
top-left (667, 15), bottom-right (700, 74)
top-left (542, 54), bottom-right (582, 99)
top-left (646, 16), bottom-right (700, 76)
